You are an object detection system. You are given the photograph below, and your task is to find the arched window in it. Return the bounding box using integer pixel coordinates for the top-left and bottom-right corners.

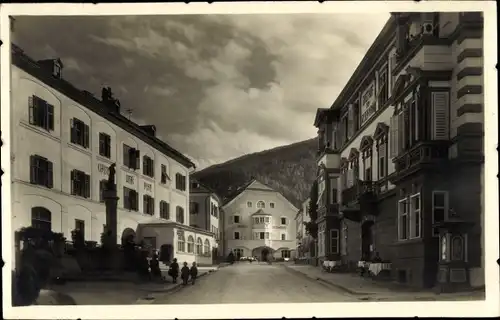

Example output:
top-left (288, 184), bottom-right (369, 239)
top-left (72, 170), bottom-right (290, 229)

top-left (257, 201), bottom-right (265, 209)
top-left (204, 239), bottom-right (211, 256)
top-left (187, 235), bottom-right (195, 253)
top-left (31, 207), bottom-right (52, 231)
top-left (176, 206), bottom-right (185, 224)
top-left (196, 237), bottom-right (203, 255)
top-left (451, 235), bottom-right (464, 261)
top-left (177, 233), bottom-right (185, 252)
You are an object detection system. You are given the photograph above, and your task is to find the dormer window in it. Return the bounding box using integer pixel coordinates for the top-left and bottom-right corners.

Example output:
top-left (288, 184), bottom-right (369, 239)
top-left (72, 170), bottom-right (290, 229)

top-left (53, 62), bottom-right (62, 78)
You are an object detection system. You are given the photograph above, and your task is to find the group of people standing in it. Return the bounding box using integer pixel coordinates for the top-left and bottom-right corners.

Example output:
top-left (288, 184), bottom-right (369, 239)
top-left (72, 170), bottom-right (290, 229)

top-left (167, 258), bottom-right (199, 285)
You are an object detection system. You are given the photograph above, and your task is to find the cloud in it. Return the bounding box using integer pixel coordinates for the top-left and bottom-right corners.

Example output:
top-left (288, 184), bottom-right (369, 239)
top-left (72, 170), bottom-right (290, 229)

top-left (14, 13), bottom-right (389, 170)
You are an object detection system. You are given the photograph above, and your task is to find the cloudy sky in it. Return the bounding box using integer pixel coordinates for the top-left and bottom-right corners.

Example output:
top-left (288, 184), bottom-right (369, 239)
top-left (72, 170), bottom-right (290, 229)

top-left (13, 13), bottom-right (389, 170)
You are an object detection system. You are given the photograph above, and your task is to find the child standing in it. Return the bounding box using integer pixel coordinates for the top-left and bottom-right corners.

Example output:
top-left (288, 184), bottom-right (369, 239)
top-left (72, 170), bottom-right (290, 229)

top-left (181, 262), bottom-right (190, 285)
top-left (190, 262), bottom-right (198, 285)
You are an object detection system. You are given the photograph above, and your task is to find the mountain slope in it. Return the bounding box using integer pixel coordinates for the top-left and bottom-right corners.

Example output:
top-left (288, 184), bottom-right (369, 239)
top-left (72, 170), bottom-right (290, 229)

top-left (192, 138), bottom-right (318, 208)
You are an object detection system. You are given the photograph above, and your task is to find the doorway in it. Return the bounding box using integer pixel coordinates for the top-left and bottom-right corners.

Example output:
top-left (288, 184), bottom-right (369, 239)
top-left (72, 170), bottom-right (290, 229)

top-left (261, 248), bottom-right (269, 261)
top-left (361, 220), bottom-right (374, 261)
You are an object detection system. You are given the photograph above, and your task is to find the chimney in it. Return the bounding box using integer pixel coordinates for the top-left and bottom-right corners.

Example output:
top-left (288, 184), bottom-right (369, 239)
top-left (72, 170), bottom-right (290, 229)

top-left (37, 58), bottom-right (63, 79)
top-left (101, 87), bottom-right (121, 113)
top-left (140, 125), bottom-right (156, 137)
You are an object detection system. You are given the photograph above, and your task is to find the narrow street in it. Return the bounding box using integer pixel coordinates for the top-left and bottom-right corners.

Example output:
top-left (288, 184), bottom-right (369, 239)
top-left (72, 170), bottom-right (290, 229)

top-left (152, 263), bottom-right (358, 304)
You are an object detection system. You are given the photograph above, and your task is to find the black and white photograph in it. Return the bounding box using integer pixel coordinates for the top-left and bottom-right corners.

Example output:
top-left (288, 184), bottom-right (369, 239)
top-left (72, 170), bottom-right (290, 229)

top-left (1, 1), bottom-right (498, 319)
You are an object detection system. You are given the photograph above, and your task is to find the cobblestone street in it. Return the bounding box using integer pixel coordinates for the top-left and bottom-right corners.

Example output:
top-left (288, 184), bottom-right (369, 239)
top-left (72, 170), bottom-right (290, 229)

top-left (152, 263), bottom-right (357, 304)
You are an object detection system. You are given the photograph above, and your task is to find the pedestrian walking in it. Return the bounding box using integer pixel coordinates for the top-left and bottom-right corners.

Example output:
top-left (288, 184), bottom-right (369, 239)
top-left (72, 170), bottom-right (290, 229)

top-left (181, 262), bottom-right (190, 285)
top-left (149, 253), bottom-right (161, 280)
top-left (190, 262), bottom-right (198, 285)
top-left (168, 258), bottom-right (179, 283)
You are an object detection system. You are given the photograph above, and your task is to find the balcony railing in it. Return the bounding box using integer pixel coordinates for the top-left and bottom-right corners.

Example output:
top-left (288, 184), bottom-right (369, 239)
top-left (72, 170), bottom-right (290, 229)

top-left (393, 141), bottom-right (449, 174)
top-left (341, 180), bottom-right (375, 206)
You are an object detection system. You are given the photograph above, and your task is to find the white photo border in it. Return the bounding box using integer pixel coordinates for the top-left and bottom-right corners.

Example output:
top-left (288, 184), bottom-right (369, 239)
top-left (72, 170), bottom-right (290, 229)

top-left (1, 1), bottom-right (498, 319)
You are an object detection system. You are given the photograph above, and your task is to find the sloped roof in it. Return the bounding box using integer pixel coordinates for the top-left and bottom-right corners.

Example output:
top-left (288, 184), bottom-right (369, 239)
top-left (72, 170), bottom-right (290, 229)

top-left (222, 179), bottom-right (258, 205)
top-left (250, 209), bottom-right (273, 217)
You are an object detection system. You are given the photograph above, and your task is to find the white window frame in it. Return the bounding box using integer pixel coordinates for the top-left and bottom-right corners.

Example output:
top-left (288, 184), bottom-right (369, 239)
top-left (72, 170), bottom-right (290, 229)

top-left (398, 198), bottom-right (409, 241)
top-left (281, 233), bottom-right (286, 241)
top-left (233, 215), bottom-right (241, 224)
top-left (330, 229), bottom-right (339, 254)
top-left (432, 190), bottom-right (449, 237)
top-left (247, 201), bottom-right (252, 208)
top-left (409, 193), bottom-right (421, 239)
top-left (257, 201), bottom-right (265, 209)
top-left (234, 231), bottom-right (240, 240)
top-left (270, 202), bottom-right (275, 209)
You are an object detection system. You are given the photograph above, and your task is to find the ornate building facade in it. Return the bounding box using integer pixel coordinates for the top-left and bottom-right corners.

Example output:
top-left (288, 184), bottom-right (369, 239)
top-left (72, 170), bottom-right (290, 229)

top-left (313, 12), bottom-right (484, 289)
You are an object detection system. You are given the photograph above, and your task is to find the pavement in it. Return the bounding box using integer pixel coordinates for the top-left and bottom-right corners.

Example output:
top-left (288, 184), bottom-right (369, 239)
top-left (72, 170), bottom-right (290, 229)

top-left (41, 265), bottom-right (222, 305)
top-left (150, 261), bottom-right (358, 304)
top-left (283, 264), bottom-right (485, 301)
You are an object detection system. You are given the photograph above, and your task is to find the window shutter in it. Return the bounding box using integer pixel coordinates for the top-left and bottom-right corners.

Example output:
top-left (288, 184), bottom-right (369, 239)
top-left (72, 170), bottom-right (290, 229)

top-left (84, 174), bottom-right (91, 198)
top-left (431, 92), bottom-right (450, 140)
top-left (70, 170), bottom-right (75, 195)
top-left (30, 155), bottom-right (36, 183)
top-left (83, 124), bottom-right (90, 148)
top-left (143, 195), bottom-right (147, 213)
top-left (135, 150), bottom-right (141, 169)
top-left (70, 119), bottom-right (76, 143)
top-left (47, 104), bottom-right (54, 130)
top-left (47, 161), bottom-right (53, 188)
top-left (128, 148), bottom-right (135, 168)
top-left (28, 96), bottom-right (35, 124)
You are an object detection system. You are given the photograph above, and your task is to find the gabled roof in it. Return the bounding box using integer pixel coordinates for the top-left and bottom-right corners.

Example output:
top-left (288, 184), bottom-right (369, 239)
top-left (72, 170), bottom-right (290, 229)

top-left (222, 178), bottom-right (298, 212)
top-left (251, 209), bottom-right (272, 217)
top-left (190, 179), bottom-right (222, 203)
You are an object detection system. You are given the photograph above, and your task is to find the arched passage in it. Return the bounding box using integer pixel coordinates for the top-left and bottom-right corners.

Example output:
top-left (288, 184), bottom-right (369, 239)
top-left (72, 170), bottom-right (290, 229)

top-left (252, 246), bottom-right (274, 261)
top-left (361, 220), bottom-right (375, 261)
top-left (121, 228), bottom-right (136, 245)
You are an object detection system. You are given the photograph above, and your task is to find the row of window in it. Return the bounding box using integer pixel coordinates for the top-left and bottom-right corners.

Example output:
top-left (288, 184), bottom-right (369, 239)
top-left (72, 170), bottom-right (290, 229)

top-left (30, 155), bottom-right (186, 221)
top-left (247, 201), bottom-right (275, 209)
top-left (189, 201), bottom-right (220, 218)
top-left (30, 154), bottom-right (185, 196)
top-left (233, 231), bottom-right (288, 241)
top-left (340, 91), bottom-right (449, 188)
top-left (29, 96), bottom-right (186, 190)
top-left (397, 191), bottom-right (448, 241)
top-left (177, 234), bottom-right (211, 255)
top-left (232, 215), bottom-right (288, 225)
top-left (30, 207), bottom-right (107, 241)
top-left (232, 248), bottom-right (291, 259)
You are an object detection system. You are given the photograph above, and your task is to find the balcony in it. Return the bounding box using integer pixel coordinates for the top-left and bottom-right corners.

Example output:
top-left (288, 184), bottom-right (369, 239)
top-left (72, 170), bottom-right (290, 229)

top-left (317, 148), bottom-right (341, 169)
top-left (391, 141), bottom-right (450, 183)
top-left (340, 180), bottom-right (378, 222)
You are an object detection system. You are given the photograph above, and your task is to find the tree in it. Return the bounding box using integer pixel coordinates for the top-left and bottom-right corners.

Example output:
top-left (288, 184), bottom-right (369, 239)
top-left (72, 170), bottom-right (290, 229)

top-left (304, 180), bottom-right (319, 239)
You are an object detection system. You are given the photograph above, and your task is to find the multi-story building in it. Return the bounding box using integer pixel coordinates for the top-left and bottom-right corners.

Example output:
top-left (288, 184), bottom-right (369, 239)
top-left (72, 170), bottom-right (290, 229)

top-left (313, 12), bottom-right (484, 289)
top-left (295, 198), bottom-right (312, 259)
top-left (222, 179), bottom-right (298, 260)
top-left (9, 39), bottom-right (216, 265)
top-left (189, 179), bottom-right (223, 257)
